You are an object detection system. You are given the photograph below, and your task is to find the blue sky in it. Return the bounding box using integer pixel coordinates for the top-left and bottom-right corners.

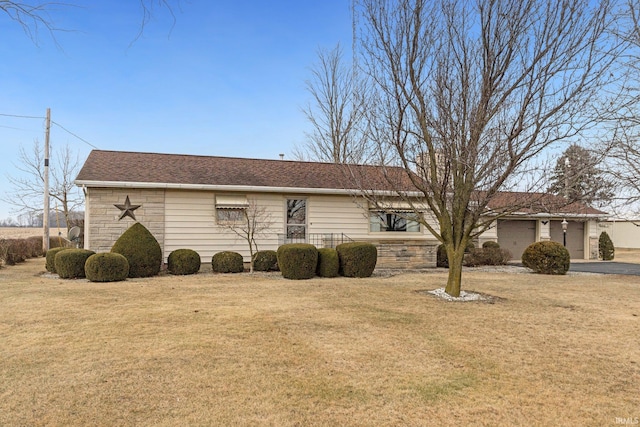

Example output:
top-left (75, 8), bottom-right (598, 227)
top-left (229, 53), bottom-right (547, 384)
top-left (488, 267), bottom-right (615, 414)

top-left (0, 0), bottom-right (354, 221)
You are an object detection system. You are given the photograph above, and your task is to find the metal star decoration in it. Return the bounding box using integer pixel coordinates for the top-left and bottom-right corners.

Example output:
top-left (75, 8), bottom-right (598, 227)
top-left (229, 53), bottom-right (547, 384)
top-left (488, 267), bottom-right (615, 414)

top-left (114, 196), bottom-right (141, 221)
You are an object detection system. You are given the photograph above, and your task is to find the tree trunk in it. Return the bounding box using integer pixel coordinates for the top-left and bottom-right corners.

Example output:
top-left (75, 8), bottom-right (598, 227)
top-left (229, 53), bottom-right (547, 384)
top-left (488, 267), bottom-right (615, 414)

top-left (444, 246), bottom-right (465, 297)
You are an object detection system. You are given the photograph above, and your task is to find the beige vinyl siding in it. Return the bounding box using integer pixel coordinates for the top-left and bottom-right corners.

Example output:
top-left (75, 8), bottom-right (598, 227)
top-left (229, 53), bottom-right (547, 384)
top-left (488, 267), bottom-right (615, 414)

top-left (164, 190), bottom-right (284, 261)
top-left (307, 195), bottom-right (369, 237)
top-left (307, 195), bottom-right (437, 240)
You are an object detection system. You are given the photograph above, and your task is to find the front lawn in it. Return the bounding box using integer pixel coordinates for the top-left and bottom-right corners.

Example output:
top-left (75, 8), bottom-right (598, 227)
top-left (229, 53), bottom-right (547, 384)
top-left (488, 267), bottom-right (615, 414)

top-left (1, 259), bottom-right (638, 426)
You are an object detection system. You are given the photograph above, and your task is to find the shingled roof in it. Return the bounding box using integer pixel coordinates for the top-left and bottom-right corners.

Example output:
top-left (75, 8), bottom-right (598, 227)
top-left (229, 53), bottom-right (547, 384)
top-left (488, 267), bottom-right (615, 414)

top-left (75, 150), bottom-right (417, 193)
top-left (76, 150), bottom-right (607, 217)
top-left (487, 191), bottom-right (606, 216)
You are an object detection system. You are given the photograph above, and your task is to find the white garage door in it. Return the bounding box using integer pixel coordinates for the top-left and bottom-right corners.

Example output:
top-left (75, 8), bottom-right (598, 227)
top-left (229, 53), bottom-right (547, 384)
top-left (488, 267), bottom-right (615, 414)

top-left (550, 220), bottom-right (584, 259)
top-left (497, 220), bottom-right (537, 260)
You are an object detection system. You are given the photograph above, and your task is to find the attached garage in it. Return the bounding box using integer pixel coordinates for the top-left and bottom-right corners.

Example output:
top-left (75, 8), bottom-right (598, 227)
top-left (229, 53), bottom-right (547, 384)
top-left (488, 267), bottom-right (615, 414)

top-left (550, 220), bottom-right (584, 259)
top-left (497, 220), bottom-right (537, 259)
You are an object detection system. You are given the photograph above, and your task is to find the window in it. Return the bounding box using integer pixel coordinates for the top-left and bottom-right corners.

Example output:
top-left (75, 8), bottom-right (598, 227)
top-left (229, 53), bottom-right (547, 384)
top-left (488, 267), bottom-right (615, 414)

top-left (215, 194), bottom-right (248, 224)
top-left (216, 208), bottom-right (245, 223)
top-left (286, 199), bottom-right (306, 239)
top-left (370, 211), bottom-right (420, 232)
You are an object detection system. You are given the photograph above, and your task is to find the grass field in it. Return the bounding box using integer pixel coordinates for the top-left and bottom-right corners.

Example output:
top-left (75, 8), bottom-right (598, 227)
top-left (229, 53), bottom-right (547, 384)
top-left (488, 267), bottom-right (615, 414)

top-left (0, 227), bottom-right (67, 240)
top-left (1, 258), bottom-right (638, 426)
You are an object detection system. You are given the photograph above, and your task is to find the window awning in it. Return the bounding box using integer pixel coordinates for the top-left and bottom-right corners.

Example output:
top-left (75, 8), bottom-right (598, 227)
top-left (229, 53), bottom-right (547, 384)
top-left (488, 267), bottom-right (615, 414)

top-left (369, 201), bottom-right (427, 211)
top-left (215, 194), bottom-right (249, 208)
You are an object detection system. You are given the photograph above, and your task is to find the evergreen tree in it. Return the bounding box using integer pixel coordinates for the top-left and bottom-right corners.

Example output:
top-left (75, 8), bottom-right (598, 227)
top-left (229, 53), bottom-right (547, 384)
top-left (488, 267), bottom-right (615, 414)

top-left (548, 144), bottom-right (614, 207)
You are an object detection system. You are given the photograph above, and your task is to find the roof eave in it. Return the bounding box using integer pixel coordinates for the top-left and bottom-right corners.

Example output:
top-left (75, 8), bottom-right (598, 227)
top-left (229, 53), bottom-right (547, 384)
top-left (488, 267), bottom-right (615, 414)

top-left (485, 211), bottom-right (606, 219)
top-left (74, 179), bottom-right (423, 197)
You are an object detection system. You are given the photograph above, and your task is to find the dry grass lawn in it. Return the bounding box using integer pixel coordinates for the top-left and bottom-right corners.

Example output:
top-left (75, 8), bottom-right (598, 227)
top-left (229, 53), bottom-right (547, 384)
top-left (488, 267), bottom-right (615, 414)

top-left (1, 259), bottom-right (639, 426)
top-left (612, 248), bottom-right (640, 264)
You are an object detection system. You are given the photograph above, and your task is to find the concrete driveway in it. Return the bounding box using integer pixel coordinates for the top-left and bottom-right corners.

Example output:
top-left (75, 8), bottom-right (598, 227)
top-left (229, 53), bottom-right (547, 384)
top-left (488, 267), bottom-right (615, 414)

top-left (569, 262), bottom-right (640, 276)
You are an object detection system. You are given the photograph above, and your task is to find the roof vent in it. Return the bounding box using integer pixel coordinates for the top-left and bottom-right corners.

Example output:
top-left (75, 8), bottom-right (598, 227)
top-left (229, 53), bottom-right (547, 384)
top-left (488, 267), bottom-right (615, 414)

top-left (279, 153), bottom-right (285, 160)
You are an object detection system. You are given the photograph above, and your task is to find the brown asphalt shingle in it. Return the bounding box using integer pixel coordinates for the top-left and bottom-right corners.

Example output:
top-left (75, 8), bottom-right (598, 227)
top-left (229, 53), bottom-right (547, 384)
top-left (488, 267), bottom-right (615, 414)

top-left (75, 150), bottom-right (416, 192)
top-left (76, 150), bottom-right (606, 216)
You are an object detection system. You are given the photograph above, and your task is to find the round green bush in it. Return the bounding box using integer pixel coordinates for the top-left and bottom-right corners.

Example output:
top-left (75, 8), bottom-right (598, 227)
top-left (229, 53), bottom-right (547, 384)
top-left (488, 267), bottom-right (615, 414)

top-left (436, 244), bottom-right (449, 268)
top-left (45, 247), bottom-right (71, 273)
top-left (55, 249), bottom-right (95, 279)
top-left (522, 241), bottom-right (570, 275)
top-left (252, 250), bottom-right (278, 272)
top-left (316, 247), bottom-right (339, 278)
top-left (111, 223), bottom-right (162, 278)
top-left (168, 249), bottom-right (201, 275)
top-left (212, 251), bottom-right (244, 273)
top-left (277, 244), bottom-right (318, 280)
top-left (85, 253), bottom-right (129, 282)
top-left (336, 242), bottom-right (377, 278)
top-left (482, 241), bottom-right (501, 249)
top-left (599, 231), bottom-right (615, 261)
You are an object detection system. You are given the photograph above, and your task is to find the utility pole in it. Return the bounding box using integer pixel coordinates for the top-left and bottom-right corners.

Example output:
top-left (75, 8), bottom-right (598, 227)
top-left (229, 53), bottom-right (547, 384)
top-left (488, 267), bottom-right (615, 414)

top-left (564, 157), bottom-right (570, 200)
top-left (43, 108), bottom-right (51, 253)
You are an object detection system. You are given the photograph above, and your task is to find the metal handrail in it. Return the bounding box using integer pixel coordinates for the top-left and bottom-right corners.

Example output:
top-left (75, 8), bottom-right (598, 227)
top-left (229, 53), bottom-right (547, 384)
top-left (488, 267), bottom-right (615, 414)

top-left (277, 233), bottom-right (354, 248)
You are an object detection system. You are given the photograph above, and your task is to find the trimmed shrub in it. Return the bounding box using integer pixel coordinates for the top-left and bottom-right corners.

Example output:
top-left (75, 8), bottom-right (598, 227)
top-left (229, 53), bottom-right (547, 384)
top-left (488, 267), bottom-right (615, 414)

top-left (167, 249), bottom-right (201, 275)
top-left (436, 244), bottom-right (449, 268)
top-left (26, 236), bottom-right (44, 258)
top-left (252, 250), bottom-right (278, 272)
top-left (4, 239), bottom-right (29, 265)
top-left (336, 242), bottom-right (377, 278)
top-left (465, 247), bottom-right (512, 267)
top-left (0, 239), bottom-right (7, 268)
top-left (277, 244), bottom-right (318, 280)
top-left (85, 253), bottom-right (129, 282)
top-left (599, 231), bottom-right (615, 261)
top-left (212, 251), bottom-right (244, 273)
top-left (111, 223), bottom-right (162, 278)
top-left (522, 241), bottom-right (570, 275)
top-left (482, 241), bottom-right (501, 249)
top-left (46, 247), bottom-right (71, 273)
top-left (316, 247), bottom-right (339, 278)
top-left (55, 249), bottom-right (95, 279)
top-left (49, 235), bottom-right (73, 249)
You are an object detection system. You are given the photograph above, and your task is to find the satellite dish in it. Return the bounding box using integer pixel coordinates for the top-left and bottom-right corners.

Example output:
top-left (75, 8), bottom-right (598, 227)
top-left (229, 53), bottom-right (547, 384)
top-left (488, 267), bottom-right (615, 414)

top-left (68, 226), bottom-right (81, 243)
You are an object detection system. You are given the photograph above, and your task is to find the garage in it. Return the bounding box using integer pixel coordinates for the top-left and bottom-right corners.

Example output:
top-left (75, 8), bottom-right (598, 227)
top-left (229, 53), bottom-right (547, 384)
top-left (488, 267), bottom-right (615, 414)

top-left (497, 220), bottom-right (537, 259)
top-left (550, 220), bottom-right (584, 259)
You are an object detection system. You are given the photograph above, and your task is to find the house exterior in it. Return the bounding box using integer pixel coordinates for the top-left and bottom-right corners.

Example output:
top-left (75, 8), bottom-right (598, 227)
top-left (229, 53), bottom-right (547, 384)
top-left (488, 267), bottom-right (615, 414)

top-left (75, 150), bottom-right (441, 268)
top-left (75, 150), bottom-right (605, 268)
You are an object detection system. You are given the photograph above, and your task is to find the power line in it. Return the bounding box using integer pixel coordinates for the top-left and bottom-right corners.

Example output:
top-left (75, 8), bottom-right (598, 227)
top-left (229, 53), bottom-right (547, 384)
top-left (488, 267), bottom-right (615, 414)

top-left (51, 120), bottom-right (99, 149)
top-left (0, 111), bottom-right (99, 149)
top-left (0, 112), bottom-right (45, 120)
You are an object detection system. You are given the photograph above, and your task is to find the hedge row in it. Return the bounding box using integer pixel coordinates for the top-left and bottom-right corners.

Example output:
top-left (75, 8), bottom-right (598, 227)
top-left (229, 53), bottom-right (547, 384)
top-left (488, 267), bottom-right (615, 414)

top-left (0, 236), bottom-right (45, 268)
top-left (276, 242), bottom-right (377, 280)
top-left (437, 241), bottom-right (512, 268)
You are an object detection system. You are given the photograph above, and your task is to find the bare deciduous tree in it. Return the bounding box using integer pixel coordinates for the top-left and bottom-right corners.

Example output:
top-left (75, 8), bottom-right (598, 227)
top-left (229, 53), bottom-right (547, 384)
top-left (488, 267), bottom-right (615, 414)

top-left (1, 0), bottom-right (177, 45)
top-left (219, 199), bottom-right (274, 273)
top-left (295, 44), bottom-right (370, 163)
top-left (3, 140), bottom-right (83, 230)
top-left (353, 0), bottom-right (622, 296)
top-left (606, 0), bottom-right (640, 212)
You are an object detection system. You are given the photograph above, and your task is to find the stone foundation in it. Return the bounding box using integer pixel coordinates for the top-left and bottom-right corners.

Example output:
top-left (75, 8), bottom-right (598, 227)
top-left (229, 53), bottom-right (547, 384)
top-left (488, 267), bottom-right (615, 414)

top-left (371, 240), bottom-right (438, 269)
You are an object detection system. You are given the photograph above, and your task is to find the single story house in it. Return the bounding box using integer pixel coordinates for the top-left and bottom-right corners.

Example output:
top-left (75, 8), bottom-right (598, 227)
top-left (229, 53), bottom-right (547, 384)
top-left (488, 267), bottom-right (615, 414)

top-left (75, 150), bottom-right (605, 267)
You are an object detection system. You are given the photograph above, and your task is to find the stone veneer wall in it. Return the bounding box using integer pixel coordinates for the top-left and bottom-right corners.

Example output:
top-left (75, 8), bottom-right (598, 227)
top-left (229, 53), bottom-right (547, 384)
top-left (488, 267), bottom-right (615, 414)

top-left (372, 240), bottom-right (438, 269)
top-left (589, 237), bottom-right (598, 260)
top-left (86, 188), bottom-right (166, 255)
